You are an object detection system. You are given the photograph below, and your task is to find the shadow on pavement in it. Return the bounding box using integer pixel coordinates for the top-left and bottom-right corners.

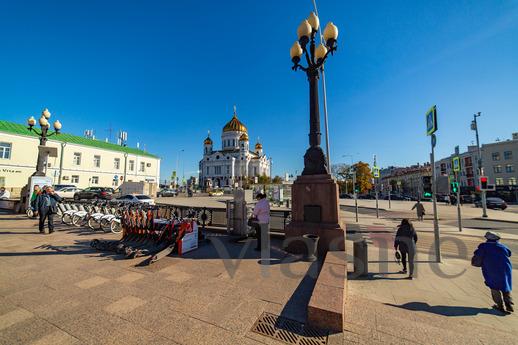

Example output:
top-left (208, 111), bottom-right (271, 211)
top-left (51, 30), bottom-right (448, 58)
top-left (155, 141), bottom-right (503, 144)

top-left (348, 272), bottom-right (410, 281)
top-left (387, 302), bottom-right (505, 317)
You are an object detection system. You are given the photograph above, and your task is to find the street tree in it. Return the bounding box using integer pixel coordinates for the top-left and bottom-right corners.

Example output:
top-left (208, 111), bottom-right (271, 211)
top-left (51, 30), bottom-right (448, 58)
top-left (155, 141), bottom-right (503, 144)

top-left (354, 161), bottom-right (373, 194)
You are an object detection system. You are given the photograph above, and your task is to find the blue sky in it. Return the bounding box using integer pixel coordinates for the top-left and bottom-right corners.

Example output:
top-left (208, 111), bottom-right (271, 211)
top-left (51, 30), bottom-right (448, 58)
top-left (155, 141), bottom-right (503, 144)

top-left (1, 0), bottom-right (517, 180)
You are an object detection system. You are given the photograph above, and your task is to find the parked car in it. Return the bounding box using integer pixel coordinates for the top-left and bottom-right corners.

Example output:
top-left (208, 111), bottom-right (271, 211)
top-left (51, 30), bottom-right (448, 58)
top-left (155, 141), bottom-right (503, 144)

top-left (339, 193), bottom-right (353, 199)
top-left (53, 184), bottom-right (76, 191)
top-left (475, 197), bottom-right (507, 210)
top-left (116, 194), bottom-right (155, 205)
top-left (157, 189), bottom-right (177, 197)
top-left (55, 187), bottom-right (83, 199)
top-left (209, 189), bottom-right (224, 196)
top-left (73, 187), bottom-right (114, 200)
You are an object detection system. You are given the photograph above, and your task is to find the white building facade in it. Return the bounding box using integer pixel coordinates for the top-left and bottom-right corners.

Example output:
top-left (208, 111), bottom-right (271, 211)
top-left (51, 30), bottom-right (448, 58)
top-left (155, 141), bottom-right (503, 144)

top-left (0, 120), bottom-right (160, 194)
top-left (199, 110), bottom-right (270, 188)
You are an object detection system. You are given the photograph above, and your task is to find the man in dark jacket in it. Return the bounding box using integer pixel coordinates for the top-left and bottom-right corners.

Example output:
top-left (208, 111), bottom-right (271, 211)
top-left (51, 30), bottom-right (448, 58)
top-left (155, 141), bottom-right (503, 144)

top-left (394, 219), bottom-right (418, 279)
top-left (36, 186), bottom-right (62, 234)
top-left (473, 231), bottom-right (513, 313)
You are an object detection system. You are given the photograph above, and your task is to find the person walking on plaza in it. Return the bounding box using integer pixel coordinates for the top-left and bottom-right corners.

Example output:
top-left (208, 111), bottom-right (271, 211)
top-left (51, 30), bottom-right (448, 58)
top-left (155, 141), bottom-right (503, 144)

top-left (251, 193), bottom-right (270, 251)
top-left (473, 231), bottom-right (513, 313)
top-left (394, 219), bottom-right (418, 279)
top-left (0, 187), bottom-right (11, 199)
top-left (30, 185), bottom-right (41, 217)
top-left (444, 195), bottom-right (450, 205)
top-left (36, 186), bottom-right (61, 234)
top-left (411, 200), bottom-right (425, 221)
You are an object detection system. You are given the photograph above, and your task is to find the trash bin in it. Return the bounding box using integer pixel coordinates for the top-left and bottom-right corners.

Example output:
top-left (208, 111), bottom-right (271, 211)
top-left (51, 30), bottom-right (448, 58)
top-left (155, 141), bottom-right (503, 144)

top-left (353, 238), bottom-right (370, 276)
top-left (302, 234), bottom-right (319, 262)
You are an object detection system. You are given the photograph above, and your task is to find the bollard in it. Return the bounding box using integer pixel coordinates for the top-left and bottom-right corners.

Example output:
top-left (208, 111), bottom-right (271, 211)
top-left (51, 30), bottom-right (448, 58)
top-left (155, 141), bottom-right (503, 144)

top-left (353, 238), bottom-right (369, 276)
top-left (302, 234), bottom-right (319, 262)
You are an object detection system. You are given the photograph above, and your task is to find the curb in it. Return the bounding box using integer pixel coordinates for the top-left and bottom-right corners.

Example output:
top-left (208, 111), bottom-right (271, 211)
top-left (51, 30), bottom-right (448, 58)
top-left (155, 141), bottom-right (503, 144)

top-left (473, 217), bottom-right (518, 225)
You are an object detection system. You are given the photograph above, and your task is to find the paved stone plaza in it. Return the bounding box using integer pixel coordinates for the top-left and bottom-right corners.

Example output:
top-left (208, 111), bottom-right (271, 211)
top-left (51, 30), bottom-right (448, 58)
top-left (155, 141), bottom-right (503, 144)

top-left (1, 206), bottom-right (517, 344)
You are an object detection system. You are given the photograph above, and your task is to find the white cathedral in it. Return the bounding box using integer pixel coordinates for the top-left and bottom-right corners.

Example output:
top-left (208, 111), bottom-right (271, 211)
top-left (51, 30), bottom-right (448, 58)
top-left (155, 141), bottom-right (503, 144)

top-left (199, 108), bottom-right (270, 188)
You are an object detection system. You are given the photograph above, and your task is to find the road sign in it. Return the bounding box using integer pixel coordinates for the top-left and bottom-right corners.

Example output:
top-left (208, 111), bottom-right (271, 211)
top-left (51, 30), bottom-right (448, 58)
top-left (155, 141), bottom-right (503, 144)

top-left (452, 156), bottom-right (460, 172)
top-left (372, 166), bottom-right (380, 178)
top-left (426, 105), bottom-right (438, 136)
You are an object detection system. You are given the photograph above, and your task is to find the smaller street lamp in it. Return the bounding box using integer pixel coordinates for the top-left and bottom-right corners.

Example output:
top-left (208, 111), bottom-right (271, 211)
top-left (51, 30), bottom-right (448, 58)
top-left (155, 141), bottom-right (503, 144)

top-left (26, 108), bottom-right (63, 175)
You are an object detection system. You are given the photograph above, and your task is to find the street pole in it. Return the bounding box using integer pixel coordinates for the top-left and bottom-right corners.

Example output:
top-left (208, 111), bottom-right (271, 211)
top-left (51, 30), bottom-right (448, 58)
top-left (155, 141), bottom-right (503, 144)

top-left (374, 154), bottom-right (379, 218)
top-left (388, 187), bottom-right (391, 209)
top-left (430, 134), bottom-right (441, 262)
top-left (473, 112), bottom-right (487, 217)
top-left (455, 171), bottom-right (462, 232)
top-left (353, 169), bottom-right (358, 222)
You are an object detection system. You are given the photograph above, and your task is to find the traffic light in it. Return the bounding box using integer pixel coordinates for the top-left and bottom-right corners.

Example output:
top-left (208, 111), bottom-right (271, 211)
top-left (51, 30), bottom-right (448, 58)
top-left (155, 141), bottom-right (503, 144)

top-left (480, 176), bottom-right (488, 190)
top-left (450, 182), bottom-right (459, 193)
top-left (422, 176), bottom-right (432, 197)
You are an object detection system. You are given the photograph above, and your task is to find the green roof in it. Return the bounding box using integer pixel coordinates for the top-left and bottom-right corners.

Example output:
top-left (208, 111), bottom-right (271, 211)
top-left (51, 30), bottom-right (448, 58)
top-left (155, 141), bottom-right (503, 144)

top-left (0, 120), bottom-right (159, 159)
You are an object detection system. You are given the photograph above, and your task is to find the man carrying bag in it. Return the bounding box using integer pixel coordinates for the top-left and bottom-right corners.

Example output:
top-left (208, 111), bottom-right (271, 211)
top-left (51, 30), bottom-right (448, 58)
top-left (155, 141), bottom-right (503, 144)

top-left (36, 186), bottom-right (62, 234)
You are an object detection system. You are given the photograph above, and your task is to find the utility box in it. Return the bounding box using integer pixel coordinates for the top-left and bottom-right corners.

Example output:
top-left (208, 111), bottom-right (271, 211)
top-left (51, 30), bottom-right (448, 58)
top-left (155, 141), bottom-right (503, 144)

top-left (117, 181), bottom-right (158, 197)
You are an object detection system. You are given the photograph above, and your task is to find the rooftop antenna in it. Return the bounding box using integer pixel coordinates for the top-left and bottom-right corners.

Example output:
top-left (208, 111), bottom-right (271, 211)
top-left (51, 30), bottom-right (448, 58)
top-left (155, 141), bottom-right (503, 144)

top-left (105, 123), bottom-right (113, 143)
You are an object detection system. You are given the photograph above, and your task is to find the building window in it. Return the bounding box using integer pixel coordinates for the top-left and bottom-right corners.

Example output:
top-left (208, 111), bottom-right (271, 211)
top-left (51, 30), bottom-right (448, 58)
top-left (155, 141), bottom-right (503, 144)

top-left (504, 151), bottom-right (512, 160)
top-left (114, 158), bottom-right (120, 170)
top-left (73, 153), bottom-right (81, 165)
top-left (506, 164), bottom-right (514, 173)
top-left (496, 178), bottom-right (504, 186)
top-left (139, 162), bottom-right (145, 172)
top-left (206, 167), bottom-right (210, 175)
top-left (91, 176), bottom-right (99, 184)
top-left (232, 139), bottom-right (235, 146)
top-left (0, 142), bottom-right (12, 159)
top-left (493, 165), bottom-right (502, 173)
top-left (215, 166), bottom-right (222, 175)
top-left (93, 155), bottom-right (101, 168)
top-left (226, 166), bottom-right (230, 174)
top-left (129, 160), bottom-right (135, 171)
top-left (254, 167), bottom-right (258, 176)
top-left (509, 177), bottom-right (517, 186)
top-left (71, 175), bottom-right (79, 184)
top-left (492, 152), bottom-right (500, 161)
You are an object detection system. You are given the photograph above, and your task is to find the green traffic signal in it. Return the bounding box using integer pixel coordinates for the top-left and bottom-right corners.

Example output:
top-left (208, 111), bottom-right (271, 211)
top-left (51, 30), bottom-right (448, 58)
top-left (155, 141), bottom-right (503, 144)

top-left (450, 182), bottom-right (459, 193)
top-left (423, 192), bottom-right (432, 197)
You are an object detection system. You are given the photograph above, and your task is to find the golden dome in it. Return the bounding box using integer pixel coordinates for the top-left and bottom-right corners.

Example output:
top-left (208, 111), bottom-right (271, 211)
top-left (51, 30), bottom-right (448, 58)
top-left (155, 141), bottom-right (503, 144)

top-left (204, 136), bottom-right (213, 145)
top-left (223, 114), bottom-right (247, 133)
top-left (255, 142), bottom-right (263, 150)
top-left (239, 133), bottom-right (249, 141)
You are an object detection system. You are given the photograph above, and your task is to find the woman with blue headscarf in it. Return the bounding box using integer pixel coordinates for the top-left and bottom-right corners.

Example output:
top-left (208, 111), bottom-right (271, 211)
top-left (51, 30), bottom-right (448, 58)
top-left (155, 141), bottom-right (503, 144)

top-left (473, 231), bottom-right (513, 313)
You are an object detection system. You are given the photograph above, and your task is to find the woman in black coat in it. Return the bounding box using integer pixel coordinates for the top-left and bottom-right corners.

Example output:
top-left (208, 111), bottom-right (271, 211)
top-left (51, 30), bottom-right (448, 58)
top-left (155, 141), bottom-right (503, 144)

top-left (394, 219), bottom-right (418, 279)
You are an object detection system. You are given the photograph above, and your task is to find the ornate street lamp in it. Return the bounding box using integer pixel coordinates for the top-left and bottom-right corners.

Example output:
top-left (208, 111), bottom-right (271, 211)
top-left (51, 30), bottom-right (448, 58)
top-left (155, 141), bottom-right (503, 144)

top-left (27, 108), bottom-right (63, 176)
top-left (290, 13), bottom-right (338, 175)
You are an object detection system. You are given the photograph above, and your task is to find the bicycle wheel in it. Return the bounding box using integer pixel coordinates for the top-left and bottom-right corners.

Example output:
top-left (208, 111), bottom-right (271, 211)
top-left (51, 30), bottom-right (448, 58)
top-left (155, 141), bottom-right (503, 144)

top-left (72, 214), bottom-right (86, 227)
top-left (100, 218), bottom-right (111, 232)
top-left (62, 213), bottom-right (73, 225)
top-left (110, 220), bottom-right (122, 234)
top-left (88, 217), bottom-right (100, 230)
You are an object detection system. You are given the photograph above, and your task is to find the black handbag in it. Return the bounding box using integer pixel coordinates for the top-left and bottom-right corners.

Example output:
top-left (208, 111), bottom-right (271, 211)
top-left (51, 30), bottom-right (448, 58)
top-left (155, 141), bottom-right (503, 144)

top-left (247, 217), bottom-right (258, 227)
top-left (471, 254), bottom-right (483, 267)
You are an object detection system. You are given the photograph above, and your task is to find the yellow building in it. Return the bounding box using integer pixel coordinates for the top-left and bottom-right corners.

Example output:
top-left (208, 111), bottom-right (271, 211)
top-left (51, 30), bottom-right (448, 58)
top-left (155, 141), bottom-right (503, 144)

top-left (0, 120), bottom-right (160, 194)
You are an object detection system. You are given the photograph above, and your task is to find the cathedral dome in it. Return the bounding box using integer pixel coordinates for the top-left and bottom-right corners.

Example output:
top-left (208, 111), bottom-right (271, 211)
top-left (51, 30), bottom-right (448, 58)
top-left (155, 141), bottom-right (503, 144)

top-left (239, 133), bottom-right (249, 141)
top-left (204, 136), bottom-right (213, 145)
top-left (255, 142), bottom-right (263, 150)
top-left (223, 113), bottom-right (247, 133)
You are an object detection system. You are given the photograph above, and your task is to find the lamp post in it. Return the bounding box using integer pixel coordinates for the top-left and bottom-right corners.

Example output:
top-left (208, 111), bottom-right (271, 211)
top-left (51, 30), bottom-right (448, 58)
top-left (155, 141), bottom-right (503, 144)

top-left (26, 108), bottom-right (62, 176)
top-left (290, 14), bottom-right (338, 175)
top-left (471, 112), bottom-right (487, 217)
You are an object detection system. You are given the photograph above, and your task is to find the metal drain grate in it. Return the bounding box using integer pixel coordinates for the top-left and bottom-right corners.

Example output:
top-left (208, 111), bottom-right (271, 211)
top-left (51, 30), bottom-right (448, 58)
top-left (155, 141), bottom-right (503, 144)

top-left (251, 312), bottom-right (328, 345)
